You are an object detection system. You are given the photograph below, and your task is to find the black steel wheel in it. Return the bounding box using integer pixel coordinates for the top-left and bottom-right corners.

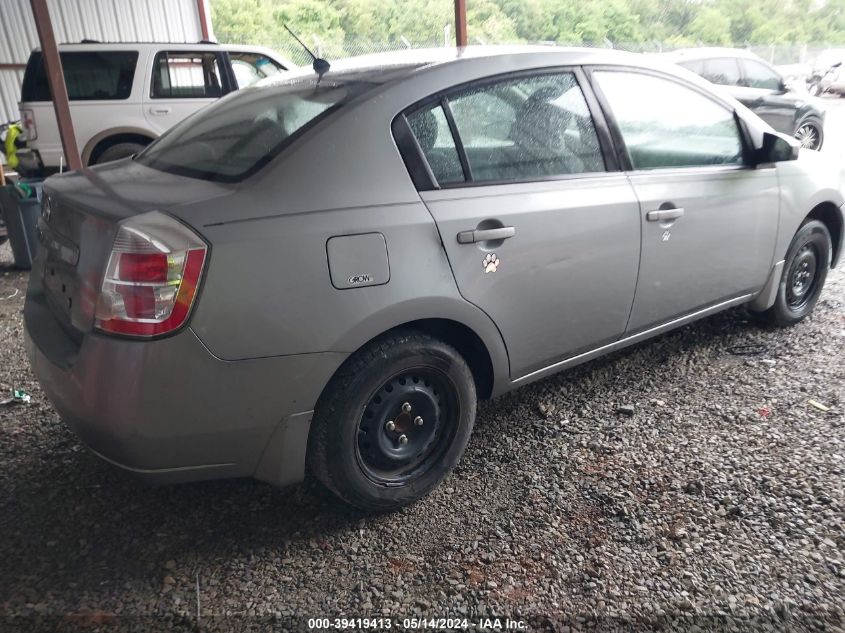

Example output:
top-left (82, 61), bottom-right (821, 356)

top-left (356, 368), bottom-right (458, 486)
top-left (785, 244), bottom-right (819, 310)
top-left (751, 219), bottom-right (831, 326)
top-left (308, 330), bottom-right (476, 511)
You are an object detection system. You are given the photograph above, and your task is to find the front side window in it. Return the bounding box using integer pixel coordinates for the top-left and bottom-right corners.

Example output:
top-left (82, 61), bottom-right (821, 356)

top-left (594, 71), bottom-right (744, 170)
top-left (229, 52), bottom-right (286, 89)
top-left (702, 58), bottom-right (742, 86)
top-left (152, 52), bottom-right (223, 99)
top-left (741, 59), bottom-right (782, 91)
top-left (137, 77), bottom-right (376, 182)
top-left (21, 51), bottom-right (138, 101)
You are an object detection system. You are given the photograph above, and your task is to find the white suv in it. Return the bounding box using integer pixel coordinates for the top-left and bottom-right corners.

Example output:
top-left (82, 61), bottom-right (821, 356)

top-left (17, 42), bottom-right (295, 173)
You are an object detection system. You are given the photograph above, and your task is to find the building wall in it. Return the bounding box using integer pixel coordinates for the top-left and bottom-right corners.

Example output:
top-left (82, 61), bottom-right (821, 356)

top-left (0, 0), bottom-right (211, 125)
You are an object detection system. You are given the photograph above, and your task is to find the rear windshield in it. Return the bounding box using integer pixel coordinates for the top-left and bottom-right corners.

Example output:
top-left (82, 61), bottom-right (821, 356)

top-left (21, 51), bottom-right (138, 101)
top-left (136, 77), bottom-right (375, 182)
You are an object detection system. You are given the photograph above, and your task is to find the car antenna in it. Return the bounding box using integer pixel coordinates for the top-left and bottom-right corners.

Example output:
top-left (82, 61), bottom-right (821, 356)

top-left (283, 24), bottom-right (330, 82)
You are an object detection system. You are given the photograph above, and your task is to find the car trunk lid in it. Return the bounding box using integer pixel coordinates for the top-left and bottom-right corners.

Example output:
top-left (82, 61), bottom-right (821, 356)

top-left (36, 159), bottom-right (233, 334)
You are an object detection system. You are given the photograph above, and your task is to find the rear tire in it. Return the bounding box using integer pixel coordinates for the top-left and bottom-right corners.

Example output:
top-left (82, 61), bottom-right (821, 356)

top-left (751, 220), bottom-right (831, 326)
top-left (92, 142), bottom-right (147, 165)
top-left (307, 330), bottom-right (476, 512)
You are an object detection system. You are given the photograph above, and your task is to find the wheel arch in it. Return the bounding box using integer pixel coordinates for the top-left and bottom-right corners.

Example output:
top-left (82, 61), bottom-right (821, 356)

top-left (82, 127), bottom-right (157, 166)
top-left (328, 298), bottom-right (511, 401)
top-left (806, 201), bottom-right (843, 268)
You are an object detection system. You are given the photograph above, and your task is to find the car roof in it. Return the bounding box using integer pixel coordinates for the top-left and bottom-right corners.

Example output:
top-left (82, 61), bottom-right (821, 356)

top-left (264, 45), bottom-right (678, 86)
top-left (658, 47), bottom-right (765, 63)
top-left (43, 42), bottom-right (285, 56)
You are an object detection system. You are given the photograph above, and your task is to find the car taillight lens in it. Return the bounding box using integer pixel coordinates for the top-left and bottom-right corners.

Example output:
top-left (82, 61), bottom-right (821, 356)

top-left (95, 211), bottom-right (207, 337)
top-left (20, 109), bottom-right (37, 141)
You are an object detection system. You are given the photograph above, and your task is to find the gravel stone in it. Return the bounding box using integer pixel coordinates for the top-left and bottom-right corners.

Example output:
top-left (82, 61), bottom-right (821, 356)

top-left (0, 219), bottom-right (844, 632)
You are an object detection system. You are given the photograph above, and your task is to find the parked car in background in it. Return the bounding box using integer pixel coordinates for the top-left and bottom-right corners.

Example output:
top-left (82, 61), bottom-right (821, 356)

top-left (16, 42), bottom-right (295, 174)
top-left (25, 48), bottom-right (844, 511)
top-left (661, 48), bottom-right (826, 150)
top-left (808, 54), bottom-right (845, 97)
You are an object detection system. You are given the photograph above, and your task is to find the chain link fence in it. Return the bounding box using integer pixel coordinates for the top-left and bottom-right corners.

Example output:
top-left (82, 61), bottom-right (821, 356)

top-left (263, 33), bottom-right (844, 83)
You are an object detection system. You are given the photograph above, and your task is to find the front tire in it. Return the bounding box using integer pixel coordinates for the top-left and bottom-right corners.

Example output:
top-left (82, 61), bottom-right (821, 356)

top-left (794, 118), bottom-right (824, 150)
top-left (308, 330), bottom-right (476, 512)
top-left (752, 220), bottom-right (831, 326)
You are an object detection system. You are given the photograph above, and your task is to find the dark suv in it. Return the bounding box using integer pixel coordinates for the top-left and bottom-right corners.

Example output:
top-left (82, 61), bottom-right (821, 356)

top-left (661, 48), bottom-right (826, 150)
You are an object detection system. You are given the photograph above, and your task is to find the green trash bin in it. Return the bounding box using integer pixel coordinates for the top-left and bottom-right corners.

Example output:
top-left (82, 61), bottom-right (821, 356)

top-left (0, 182), bottom-right (42, 270)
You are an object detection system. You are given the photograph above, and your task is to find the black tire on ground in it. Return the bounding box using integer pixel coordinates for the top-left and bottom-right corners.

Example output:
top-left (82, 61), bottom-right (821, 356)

top-left (793, 117), bottom-right (824, 150)
top-left (751, 219), bottom-right (832, 326)
top-left (307, 330), bottom-right (477, 512)
top-left (92, 142), bottom-right (148, 165)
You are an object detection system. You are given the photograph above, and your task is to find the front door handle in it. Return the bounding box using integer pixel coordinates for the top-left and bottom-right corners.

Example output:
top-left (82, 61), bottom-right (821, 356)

top-left (457, 226), bottom-right (516, 244)
top-left (646, 208), bottom-right (685, 222)
top-left (149, 106), bottom-right (172, 115)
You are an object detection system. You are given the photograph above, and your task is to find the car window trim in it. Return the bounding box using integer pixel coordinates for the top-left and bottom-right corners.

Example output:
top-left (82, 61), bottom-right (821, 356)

top-left (584, 65), bottom-right (755, 173)
top-left (440, 95), bottom-right (474, 182)
top-left (149, 50), bottom-right (234, 99)
top-left (396, 65), bottom-right (617, 191)
top-left (391, 114), bottom-right (438, 191)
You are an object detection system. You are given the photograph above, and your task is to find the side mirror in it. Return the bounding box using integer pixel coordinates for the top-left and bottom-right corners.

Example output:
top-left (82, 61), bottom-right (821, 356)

top-left (754, 131), bottom-right (800, 164)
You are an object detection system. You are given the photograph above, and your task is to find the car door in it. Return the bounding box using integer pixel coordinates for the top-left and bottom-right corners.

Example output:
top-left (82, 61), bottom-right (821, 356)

top-left (400, 70), bottom-right (642, 379)
top-left (736, 58), bottom-right (796, 134)
top-left (590, 68), bottom-right (780, 333)
top-left (143, 50), bottom-right (230, 134)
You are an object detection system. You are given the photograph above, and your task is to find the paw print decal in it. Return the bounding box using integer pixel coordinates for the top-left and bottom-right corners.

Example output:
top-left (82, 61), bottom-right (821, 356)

top-left (483, 253), bottom-right (500, 274)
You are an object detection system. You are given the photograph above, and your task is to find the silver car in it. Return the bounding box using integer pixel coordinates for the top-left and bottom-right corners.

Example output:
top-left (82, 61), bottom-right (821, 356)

top-left (24, 47), bottom-right (844, 511)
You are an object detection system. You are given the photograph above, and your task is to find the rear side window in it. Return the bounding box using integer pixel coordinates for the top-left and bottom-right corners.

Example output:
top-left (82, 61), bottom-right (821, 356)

top-left (406, 71), bottom-right (604, 186)
top-left (137, 77), bottom-right (376, 182)
top-left (594, 71), bottom-right (744, 170)
top-left (21, 51), bottom-right (138, 101)
top-left (678, 59), bottom-right (705, 75)
top-left (407, 105), bottom-right (464, 185)
top-left (702, 58), bottom-right (742, 86)
top-left (152, 52), bottom-right (223, 99)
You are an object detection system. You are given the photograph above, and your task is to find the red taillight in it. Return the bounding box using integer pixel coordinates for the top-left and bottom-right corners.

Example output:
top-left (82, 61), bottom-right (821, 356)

top-left (118, 252), bottom-right (169, 283)
top-left (95, 212), bottom-right (207, 338)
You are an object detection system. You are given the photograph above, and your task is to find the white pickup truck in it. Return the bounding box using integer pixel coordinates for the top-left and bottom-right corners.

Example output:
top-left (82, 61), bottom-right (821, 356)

top-left (17, 41), bottom-right (295, 173)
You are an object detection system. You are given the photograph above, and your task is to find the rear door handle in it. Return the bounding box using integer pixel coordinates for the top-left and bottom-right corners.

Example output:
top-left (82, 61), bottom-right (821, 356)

top-left (149, 106), bottom-right (172, 115)
top-left (457, 226), bottom-right (516, 244)
top-left (646, 208), bottom-right (685, 222)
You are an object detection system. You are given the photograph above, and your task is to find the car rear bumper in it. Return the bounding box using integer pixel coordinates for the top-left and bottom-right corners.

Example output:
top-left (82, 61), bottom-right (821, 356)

top-left (24, 280), bottom-right (346, 487)
top-left (15, 148), bottom-right (43, 175)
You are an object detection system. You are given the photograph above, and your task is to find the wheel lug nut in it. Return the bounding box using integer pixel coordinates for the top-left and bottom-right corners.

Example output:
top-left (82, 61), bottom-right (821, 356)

top-left (398, 434), bottom-right (408, 445)
top-left (402, 402), bottom-right (412, 413)
top-left (414, 416), bottom-right (424, 426)
top-left (385, 421), bottom-right (395, 431)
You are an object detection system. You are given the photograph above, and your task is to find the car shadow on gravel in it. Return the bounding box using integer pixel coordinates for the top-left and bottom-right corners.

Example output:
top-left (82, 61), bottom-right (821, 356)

top-left (0, 301), bottom-right (773, 598)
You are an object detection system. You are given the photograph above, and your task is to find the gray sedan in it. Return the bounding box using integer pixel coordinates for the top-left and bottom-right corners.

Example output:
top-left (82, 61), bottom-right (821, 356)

top-left (24, 47), bottom-right (844, 511)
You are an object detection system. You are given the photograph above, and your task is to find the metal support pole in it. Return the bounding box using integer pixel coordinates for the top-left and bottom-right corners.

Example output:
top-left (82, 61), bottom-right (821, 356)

top-left (454, 0), bottom-right (467, 47)
top-left (197, 0), bottom-right (211, 41)
top-left (29, 0), bottom-right (82, 171)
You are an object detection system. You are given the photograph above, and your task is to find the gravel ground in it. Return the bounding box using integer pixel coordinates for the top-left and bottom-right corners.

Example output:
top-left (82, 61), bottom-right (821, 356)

top-left (1, 107), bottom-right (844, 633)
